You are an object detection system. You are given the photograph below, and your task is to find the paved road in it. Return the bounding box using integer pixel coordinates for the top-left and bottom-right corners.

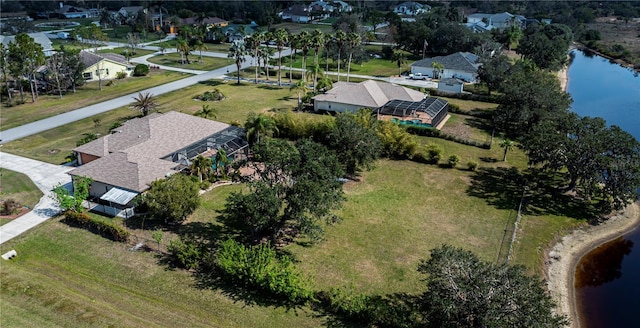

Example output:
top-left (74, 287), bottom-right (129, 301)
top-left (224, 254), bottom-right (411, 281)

top-left (0, 152), bottom-right (72, 244)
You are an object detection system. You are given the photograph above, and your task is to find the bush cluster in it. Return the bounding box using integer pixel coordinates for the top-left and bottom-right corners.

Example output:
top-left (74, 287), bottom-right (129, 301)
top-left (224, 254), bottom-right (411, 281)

top-left (115, 71), bottom-right (128, 79)
top-left (63, 211), bottom-right (129, 242)
top-left (1, 199), bottom-right (20, 215)
top-left (167, 235), bottom-right (206, 270)
top-left (194, 89), bottom-right (225, 101)
top-left (215, 239), bottom-right (314, 304)
top-left (133, 64), bottom-right (149, 76)
top-left (272, 110), bottom-right (334, 140)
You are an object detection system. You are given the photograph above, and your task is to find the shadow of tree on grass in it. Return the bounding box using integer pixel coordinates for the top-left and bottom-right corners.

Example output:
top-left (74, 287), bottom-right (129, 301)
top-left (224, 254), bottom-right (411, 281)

top-left (467, 167), bottom-right (598, 222)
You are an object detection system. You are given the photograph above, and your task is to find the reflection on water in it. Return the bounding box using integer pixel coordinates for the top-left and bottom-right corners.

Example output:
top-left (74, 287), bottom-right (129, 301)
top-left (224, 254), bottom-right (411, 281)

top-left (575, 237), bottom-right (633, 288)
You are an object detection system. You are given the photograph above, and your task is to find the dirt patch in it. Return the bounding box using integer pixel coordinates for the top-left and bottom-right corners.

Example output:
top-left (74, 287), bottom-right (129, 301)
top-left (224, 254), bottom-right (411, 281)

top-left (586, 17), bottom-right (640, 68)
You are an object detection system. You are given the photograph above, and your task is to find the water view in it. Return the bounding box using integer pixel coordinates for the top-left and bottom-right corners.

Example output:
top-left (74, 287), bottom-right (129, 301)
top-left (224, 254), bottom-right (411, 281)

top-left (568, 49), bottom-right (640, 327)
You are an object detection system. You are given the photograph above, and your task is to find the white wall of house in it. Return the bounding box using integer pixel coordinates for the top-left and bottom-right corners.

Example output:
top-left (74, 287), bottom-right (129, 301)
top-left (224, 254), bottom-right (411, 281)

top-left (411, 66), bottom-right (477, 82)
top-left (314, 100), bottom-right (365, 113)
top-left (292, 15), bottom-right (311, 23)
top-left (83, 60), bottom-right (130, 81)
top-left (438, 81), bottom-right (464, 93)
top-left (87, 180), bottom-right (114, 198)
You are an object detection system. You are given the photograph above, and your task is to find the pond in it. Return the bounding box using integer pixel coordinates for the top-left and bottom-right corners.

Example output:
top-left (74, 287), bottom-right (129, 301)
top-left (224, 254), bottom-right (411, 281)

top-left (567, 49), bottom-right (640, 328)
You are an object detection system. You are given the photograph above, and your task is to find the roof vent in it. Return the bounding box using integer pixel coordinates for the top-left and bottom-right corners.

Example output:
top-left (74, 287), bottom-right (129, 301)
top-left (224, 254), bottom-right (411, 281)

top-left (138, 135), bottom-right (142, 138)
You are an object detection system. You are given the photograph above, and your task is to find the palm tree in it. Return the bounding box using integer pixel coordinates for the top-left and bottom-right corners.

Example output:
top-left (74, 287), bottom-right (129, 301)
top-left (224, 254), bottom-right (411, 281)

top-left (132, 92), bottom-right (157, 116)
top-left (195, 104), bottom-right (217, 119)
top-left (392, 51), bottom-right (406, 76)
top-left (334, 30), bottom-right (346, 82)
top-left (175, 38), bottom-right (190, 64)
top-left (214, 148), bottom-right (230, 178)
top-left (310, 29), bottom-right (324, 89)
top-left (346, 32), bottom-right (361, 82)
top-left (258, 46), bottom-right (275, 81)
top-left (246, 31), bottom-right (264, 84)
top-left (306, 63), bottom-right (323, 91)
top-left (193, 40), bottom-right (207, 61)
top-left (244, 112), bottom-right (278, 144)
top-left (431, 61), bottom-right (444, 79)
top-left (228, 43), bottom-right (247, 85)
top-left (316, 74), bottom-right (333, 93)
top-left (273, 28), bottom-right (288, 87)
top-left (504, 25), bottom-right (523, 51)
top-left (324, 33), bottom-right (333, 72)
top-left (500, 138), bottom-right (514, 161)
top-left (189, 155), bottom-right (213, 182)
top-left (298, 31), bottom-right (311, 83)
top-left (288, 33), bottom-right (300, 83)
top-left (290, 80), bottom-right (310, 111)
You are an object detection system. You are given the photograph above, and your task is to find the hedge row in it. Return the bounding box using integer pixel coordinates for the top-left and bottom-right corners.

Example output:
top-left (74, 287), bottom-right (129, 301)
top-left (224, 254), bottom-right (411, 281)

top-left (63, 211), bottom-right (129, 242)
top-left (404, 125), bottom-right (491, 149)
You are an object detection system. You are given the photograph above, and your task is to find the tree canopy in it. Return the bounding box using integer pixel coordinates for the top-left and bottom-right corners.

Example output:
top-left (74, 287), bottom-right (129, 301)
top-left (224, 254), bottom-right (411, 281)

top-left (517, 23), bottom-right (573, 71)
top-left (144, 174), bottom-right (200, 224)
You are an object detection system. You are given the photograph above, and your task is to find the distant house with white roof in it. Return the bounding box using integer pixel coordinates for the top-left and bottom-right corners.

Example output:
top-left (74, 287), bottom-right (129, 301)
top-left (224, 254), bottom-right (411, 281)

top-left (312, 80), bottom-right (426, 113)
top-left (466, 12), bottom-right (525, 31)
top-left (393, 2), bottom-right (431, 16)
top-left (0, 32), bottom-right (54, 57)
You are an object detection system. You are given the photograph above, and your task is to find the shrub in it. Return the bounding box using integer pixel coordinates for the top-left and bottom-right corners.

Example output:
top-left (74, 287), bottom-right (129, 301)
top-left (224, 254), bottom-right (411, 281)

top-left (167, 235), bottom-right (205, 270)
top-left (467, 161), bottom-right (478, 171)
top-left (1, 199), bottom-right (20, 215)
top-left (215, 239), bottom-right (314, 304)
top-left (448, 154), bottom-right (460, 168)
top-left (76, 133), bottom-right (98, 146)
top-left (116, 71), bottom-right (128, 79)
top-left (63, 211), bottom-right (129, 242)
top-left (133, 64), bottom-right (149, 76)
top-left (195, 89), bottom-right (225, 101)
top-left (425, 144), bottom-right (442, 164)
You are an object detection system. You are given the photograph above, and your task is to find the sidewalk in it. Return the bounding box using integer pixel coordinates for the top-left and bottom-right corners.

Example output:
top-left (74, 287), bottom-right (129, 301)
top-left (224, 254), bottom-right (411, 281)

top-left (0, 152), bottom-right (72, 244)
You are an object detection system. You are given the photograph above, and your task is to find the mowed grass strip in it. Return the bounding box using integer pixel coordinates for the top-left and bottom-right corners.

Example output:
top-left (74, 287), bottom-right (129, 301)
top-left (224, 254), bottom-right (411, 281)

top-left (1, 82), bottom-right (303, 163)
top-left (0, 168), bottom-right (43, 210)
top-left (0, 218), bottom-right (322, 328)
top-left (97, 47), bottom-right (157, 57)
top-left (146, 53), bottom-right (231, 71)
top-left (1, 70), bottom-right (191, 131)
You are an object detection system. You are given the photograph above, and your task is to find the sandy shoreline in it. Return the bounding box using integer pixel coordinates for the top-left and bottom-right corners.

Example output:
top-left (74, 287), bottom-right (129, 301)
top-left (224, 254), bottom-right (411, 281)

top-left (558, 67), bottom-right (568, 92)
top-left (545, 201), bottom-right (640, 327)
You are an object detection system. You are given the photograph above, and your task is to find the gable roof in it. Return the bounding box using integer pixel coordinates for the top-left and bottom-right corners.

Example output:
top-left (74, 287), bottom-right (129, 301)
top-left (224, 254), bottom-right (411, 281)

top-left (179, 16), bottom-right (228, 26)
top-left (70, 112), bottom-right (232, 192)
top-left (283, 4), bottom-right (312, 17)
top-left (411, 52), bottom-right (480, 73)
top-left (79, 51), bottom-right (129, 68)
top-left (313, 80), bottom-right (426, 108)
top-left (119, 6), bottom-right (143, 15)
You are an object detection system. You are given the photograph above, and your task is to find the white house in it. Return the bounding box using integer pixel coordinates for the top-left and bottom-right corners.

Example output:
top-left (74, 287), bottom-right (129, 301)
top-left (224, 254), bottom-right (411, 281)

top-left (79, 51), bottom-right (133, 81)
top-left (410, 52), bottom-right (481, 83)
top-left (466, 12), bottom-right (525, 31)
top-left (118, 6), bottom-right (144, 18)
top-left (393, 2), bottom-right (431, 16)
top-left (313, 80), bottom-right (426, 113)
top-left (280, 4), bottom-right (314, 23)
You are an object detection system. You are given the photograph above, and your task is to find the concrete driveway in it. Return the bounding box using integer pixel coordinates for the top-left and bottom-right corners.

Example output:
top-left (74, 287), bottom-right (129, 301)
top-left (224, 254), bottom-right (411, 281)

top-left (0, 152), bottom-right (72, 244)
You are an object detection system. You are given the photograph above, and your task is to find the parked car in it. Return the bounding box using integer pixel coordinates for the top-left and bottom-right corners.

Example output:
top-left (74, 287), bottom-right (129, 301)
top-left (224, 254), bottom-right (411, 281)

top-left (409, 73), bottom-right (427, 80)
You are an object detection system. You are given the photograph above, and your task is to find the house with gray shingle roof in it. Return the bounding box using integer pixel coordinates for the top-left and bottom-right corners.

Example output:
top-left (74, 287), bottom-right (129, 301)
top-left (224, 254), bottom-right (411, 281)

top-left (466, 12), bottom-right (525, 31)
top-left (79, 51), bottom-right (133, 81)
top-left (410, 52), bottom-right (481, 83)
top-left (312, 80), bottom-right (426, 113)
top-left (69, 111), bottom-right (248, 216)
top-left (1, 32), bottom-right (55, 56)
top-left (393, 2), bottom-right (431, 16)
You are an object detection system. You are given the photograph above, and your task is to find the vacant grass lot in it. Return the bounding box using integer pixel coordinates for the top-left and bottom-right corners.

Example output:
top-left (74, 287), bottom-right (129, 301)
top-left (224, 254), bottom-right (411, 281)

top-left (1, 70), bottom-right (190, 131)
top-left (146, 53), bottom-right (231, 71)
top-left (271, 22), bottom-right (334, 34)
top-left (283, 54), bottom-right (406, 77)
top-left (0, 218), bottom-right (322, 328)
top-left (0, 169), bottom-right (42, 210)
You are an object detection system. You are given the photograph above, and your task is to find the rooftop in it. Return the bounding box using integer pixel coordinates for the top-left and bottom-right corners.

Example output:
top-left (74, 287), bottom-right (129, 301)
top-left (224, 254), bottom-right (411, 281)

top-left (313, 80), bottom-right (426, 108)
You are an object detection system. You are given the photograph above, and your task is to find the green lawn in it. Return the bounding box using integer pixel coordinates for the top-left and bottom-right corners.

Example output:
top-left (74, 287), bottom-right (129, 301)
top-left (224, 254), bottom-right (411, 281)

top-left (0, 168), bottom-right (43, 211)
top-left (271, 22), bottom-right (334, 34)
top-left (0, 217), bottom-right (322, 328)
top-left (282, 54), bottom-right (408, 77)
top-left (97, 47), bottom-right (157, 58)
top-left (1, 70), bottom-right (191, 131)
top-left (146, 53), bottom-right (231, 71)
top-left (1, 82), bottom-right (301, 163)
top-left (50, 39), bottom-right (103, 52)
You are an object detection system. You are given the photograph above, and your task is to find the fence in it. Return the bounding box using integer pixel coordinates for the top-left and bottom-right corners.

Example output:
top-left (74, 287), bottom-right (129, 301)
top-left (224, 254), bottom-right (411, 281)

top-left (495, 187), bottom-right (528, 265)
